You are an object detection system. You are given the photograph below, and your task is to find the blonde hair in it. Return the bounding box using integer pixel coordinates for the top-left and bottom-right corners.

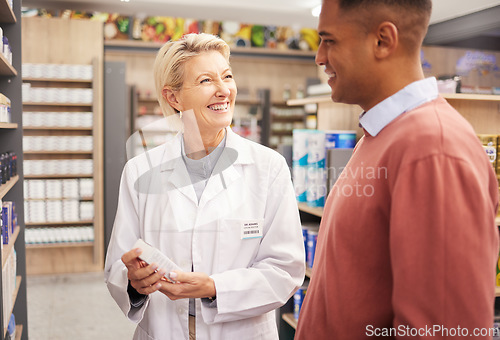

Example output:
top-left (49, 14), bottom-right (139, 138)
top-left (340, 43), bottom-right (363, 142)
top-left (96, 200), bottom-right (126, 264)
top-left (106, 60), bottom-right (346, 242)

top-left (153, 33), bottom-right (231, 117)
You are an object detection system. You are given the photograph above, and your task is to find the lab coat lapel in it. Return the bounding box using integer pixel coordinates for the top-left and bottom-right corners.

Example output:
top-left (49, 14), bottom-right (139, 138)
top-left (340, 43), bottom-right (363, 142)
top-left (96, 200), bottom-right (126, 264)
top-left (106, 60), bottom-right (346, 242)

top-left (198, 128), bottom-right (253, 213)
top-left (159, 134), bottom-right (198, 232)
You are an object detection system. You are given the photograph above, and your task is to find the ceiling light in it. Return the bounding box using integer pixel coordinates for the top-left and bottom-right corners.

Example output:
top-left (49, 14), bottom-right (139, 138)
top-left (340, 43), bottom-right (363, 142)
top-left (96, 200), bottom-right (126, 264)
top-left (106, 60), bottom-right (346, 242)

top-left (312, 5), bottom-right (321, 17)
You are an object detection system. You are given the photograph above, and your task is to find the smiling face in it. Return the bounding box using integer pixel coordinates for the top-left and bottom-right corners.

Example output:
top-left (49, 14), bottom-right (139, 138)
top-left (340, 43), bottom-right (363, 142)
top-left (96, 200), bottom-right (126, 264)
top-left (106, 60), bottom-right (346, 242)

top-left (316, 0), bottom-right (378, 110)
top-left (167, 50), bottom-right (237, 143)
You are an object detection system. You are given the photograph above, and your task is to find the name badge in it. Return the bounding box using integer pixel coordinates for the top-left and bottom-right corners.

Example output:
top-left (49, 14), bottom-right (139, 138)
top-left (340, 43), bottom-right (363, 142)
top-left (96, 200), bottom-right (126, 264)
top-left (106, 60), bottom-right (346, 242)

top-left (241, 220), bottom-right (263, 239)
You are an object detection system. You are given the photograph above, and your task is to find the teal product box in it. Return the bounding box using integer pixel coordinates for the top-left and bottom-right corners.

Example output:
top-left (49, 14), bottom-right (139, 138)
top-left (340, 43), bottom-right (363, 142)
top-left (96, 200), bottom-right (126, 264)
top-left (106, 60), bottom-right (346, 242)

top-left (293, 165), bottom-right (307, 202)
top-left (307, 130), bottom-right (326, 168)
top-left (293, 129), bottom-right (309, 167)
top-left (306, 166), bottom-right (326, 207)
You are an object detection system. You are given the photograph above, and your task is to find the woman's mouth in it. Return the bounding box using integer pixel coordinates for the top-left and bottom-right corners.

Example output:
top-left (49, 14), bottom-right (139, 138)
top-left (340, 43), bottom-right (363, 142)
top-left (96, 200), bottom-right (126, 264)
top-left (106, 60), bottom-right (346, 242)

top-left (208, 102), bottom-right (229, 111)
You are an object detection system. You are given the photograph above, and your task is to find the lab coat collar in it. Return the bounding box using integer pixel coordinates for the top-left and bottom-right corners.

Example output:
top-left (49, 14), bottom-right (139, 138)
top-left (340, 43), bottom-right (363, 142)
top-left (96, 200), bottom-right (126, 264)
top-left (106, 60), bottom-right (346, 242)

top-left (159, 127), bottom-right (254, 172)
top-left (158, 127), bottom-right (253, 208)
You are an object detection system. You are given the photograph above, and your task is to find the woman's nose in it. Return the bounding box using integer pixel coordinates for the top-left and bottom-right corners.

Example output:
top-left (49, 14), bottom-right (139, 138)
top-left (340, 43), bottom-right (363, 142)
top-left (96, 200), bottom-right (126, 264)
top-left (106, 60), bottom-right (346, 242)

top-left (216, 81), bottom-right (231, 97)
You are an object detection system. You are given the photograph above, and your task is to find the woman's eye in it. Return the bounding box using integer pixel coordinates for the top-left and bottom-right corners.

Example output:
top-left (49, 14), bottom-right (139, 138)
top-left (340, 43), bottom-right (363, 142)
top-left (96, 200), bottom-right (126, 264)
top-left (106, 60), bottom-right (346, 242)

top-left (200, 78), bottom-right (210, 84)
top-left (225, 74), bottom-right (233, 79)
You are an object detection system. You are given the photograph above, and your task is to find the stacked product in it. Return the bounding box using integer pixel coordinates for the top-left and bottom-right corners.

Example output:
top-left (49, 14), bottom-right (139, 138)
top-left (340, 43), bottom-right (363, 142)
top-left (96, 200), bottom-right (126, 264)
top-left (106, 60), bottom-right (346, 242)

top-left (25, 226), bottom-right (94, 245)
top-left (1, 247), bottom-right (16, 329)
top-left (0, 92), bottom-right (11, 123)
top-left (324, 131), bottom-right (356, 196)
top-left (23, 135), bottom-right (93, 152)
top-left (293, 129), bottom-right (357, 207)
top-left (292, 129), bottom-right (309, 204)
top-left (0, 151), bottom-right (17, 187)
top-left (23, 159), bottom-right (93, 176)
top-left (22, 63), bottom-right (93, 80)
top-left (23, 178), bottom-right (94, 223)
top-left (293, 281), bottom-right (309, 320)
top-left (302, 222), bottom-right (319, 269)
top-left (23, 111), bottom-right (93, 128)
top-left (2, 201), bottom-right (17, 245)
top-left (306, 130), bottom-right (327, 207)
top-left (477, 134), bottom-right (500, 215)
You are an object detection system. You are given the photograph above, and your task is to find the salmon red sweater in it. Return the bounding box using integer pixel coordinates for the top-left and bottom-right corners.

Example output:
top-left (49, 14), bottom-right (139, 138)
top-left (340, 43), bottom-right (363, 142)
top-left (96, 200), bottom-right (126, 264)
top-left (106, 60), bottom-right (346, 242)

top-left (296, 97), bottom-right (499, 339)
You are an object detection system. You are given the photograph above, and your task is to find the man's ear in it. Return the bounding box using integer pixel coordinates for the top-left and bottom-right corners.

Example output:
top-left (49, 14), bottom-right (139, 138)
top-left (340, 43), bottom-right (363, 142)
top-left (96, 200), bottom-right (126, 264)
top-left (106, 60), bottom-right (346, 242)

top-left (374, 21), bottom-right (398, 59)
top-left (162, 87), bottom-right (182, 112)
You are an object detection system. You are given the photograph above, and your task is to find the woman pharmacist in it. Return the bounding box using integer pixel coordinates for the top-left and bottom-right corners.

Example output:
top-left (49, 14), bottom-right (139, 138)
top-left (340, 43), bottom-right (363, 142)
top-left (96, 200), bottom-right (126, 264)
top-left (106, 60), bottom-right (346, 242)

top-left (104, 33), bottom-right (305, 340)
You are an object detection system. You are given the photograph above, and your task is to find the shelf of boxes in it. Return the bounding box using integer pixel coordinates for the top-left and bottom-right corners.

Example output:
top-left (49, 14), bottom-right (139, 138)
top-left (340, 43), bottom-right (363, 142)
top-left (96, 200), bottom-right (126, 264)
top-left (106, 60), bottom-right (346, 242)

top-left (0, 0), bottom-right (27, 337)
top-left (22, 61), bottom-right (104, 275)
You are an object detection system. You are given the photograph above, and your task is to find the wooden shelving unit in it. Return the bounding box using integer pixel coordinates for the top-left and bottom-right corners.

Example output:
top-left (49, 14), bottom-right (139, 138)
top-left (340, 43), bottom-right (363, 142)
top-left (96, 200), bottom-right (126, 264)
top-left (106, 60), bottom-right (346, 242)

top-left (297, 202), bottom-right (323, 218)
top-left (104, 39), bottom-right (317, 58)
top-left (282, 313), bottom-right (298, 330)
top-left (0, 123), bottom-right (17, 129)
top-left (22, 63), bottom-right (103, 274)
top-left (22, 17), bottom-right (104, 276)
top-left (0, 176), bottom-right (18, 200)
top-left (0, 1), bottom-right (27, 338)
top-left (3, 276), bottom-right (21, 338)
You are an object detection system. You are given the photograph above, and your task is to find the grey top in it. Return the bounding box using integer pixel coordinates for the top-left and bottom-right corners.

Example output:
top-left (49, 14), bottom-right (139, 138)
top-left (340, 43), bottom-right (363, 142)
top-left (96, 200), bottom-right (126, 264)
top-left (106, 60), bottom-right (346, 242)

top-left (181, 132), bottom-right (226, 316)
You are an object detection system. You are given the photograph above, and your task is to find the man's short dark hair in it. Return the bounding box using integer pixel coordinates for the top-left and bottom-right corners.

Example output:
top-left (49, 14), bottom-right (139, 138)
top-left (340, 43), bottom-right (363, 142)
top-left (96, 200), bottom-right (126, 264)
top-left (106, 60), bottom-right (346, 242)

top-left (337, 0), bottom-right (432, 15)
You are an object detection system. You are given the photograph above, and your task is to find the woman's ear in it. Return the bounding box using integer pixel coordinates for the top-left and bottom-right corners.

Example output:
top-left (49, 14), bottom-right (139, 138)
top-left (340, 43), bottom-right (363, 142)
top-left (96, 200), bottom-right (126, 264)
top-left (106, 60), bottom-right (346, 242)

top-left (162, 87), bottom-right (182, 112)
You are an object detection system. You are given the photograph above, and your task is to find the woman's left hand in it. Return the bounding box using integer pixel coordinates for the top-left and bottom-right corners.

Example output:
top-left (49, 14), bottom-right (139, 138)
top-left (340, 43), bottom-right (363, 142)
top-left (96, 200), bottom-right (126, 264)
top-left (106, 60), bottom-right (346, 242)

top-left (158, 271), bottom-right (216, 300)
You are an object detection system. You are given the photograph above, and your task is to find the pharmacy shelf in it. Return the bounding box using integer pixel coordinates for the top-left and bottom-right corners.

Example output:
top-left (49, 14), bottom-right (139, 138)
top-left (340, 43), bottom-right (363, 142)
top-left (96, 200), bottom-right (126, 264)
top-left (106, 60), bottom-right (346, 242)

top-left (24, 197), bottom-right (93, 202)
top-left (0, 0), bottom-right (16, 23)
top-left (24, 174), bottom-right (93, 179)
top-left (26, 242), bottom-right (93, 249)
top-left (25, 220), bottom-right (93, 227)
top-left (287, 96), bottom-right (331, 106)
top-left (0, 175), bottom-right (19, 200)
top-left (287, 93), bottom-right (500, 106)
top-left (442, 93), bottom-right (500, 101)
top-left (297, 202), bottom-right (323, 218)
top-left (1, 226), bottom-right (20, 269)
top-left (22, 77), bottom-right (91, 83)
top-left (271, 115), bottom-right (305, 122)
top-left (22, 102), bottom-right (92, 107)
top-left (23, 151), bottom-right (92, 155)
top-left (305, 267), bottom-right (312, 279)
top-left (23, 126), bottom-right (92, 131)
top-left (3, 276), bottom-right (22, 338)
top-left (14, 325), bottom-right (22, 340)
top-left (104, 39), bottom-right (316, 58)
top-left (0, 53), bottom-right (16, 77)
top-left (0, 123), bottom-right (17, 129)
top-left (282, 313), bottom-right (298, 330)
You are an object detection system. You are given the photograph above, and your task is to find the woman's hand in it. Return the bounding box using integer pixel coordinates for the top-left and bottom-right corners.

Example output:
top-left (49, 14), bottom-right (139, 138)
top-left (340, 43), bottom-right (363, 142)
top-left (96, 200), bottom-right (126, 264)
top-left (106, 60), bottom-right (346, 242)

top-left (121, 248), bottom-right (167, 295)
top-left (158, 271), bottom-right (216, 301)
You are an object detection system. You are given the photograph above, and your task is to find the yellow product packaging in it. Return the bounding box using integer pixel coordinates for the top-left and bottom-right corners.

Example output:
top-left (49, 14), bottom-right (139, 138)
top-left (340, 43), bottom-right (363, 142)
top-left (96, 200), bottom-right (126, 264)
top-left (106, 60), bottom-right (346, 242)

top-left (497, 252), bottom-right (500, 286)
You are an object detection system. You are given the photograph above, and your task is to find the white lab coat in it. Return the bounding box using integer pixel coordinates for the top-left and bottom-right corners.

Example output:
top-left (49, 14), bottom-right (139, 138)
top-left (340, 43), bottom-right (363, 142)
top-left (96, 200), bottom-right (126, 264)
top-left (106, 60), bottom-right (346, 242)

top-left (104, 127), bottom-right (305, 340)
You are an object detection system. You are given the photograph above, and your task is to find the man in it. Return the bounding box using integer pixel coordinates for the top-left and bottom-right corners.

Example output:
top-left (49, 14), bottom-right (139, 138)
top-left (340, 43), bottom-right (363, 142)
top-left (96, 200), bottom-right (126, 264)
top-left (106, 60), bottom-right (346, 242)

top-left (295, 0), bottom-right (500, 339)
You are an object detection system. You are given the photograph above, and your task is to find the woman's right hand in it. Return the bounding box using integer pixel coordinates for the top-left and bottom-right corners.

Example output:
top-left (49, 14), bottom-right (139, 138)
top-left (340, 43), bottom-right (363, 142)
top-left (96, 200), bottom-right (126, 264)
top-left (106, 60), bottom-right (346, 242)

top-left (121, 248), bottom-right (167, 295)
